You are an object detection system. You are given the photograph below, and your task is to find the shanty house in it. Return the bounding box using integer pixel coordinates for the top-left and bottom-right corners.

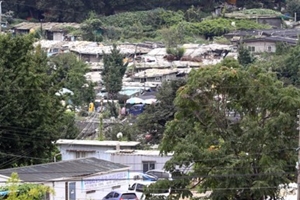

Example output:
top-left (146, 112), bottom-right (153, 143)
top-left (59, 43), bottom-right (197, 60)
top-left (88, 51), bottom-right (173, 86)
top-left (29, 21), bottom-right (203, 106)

top-left (242, 37), bottom-right (298, 53)
top-left (12, 22), bottom-right (80, 41)
top-left (132, 69), bottom-right (178, 83)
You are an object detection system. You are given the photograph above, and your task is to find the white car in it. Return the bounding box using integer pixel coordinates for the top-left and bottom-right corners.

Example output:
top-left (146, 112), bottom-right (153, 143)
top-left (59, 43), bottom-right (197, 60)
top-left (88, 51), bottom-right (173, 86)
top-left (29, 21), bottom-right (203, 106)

top-left (102, 190), bottom-right (139, 200)
top-left (128, 181), bottom-right (170, 200)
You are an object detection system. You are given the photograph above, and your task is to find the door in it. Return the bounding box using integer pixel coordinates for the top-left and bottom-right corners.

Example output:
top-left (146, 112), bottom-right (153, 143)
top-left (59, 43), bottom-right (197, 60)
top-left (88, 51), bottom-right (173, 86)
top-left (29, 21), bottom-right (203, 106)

top-left (69, 182), bottom-right (76, 200)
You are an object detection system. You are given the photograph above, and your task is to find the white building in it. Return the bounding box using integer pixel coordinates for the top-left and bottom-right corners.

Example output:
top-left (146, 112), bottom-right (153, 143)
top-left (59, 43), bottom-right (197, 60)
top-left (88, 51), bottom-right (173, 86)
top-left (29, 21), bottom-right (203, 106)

top-left (55, 139), bottom-right (140, 161)
top-left (0, 157), bottom-right (130, 200)
top-left (55, 139), bottom-right (172, 174)
top-left (106, 149), bottom-right (173, 173)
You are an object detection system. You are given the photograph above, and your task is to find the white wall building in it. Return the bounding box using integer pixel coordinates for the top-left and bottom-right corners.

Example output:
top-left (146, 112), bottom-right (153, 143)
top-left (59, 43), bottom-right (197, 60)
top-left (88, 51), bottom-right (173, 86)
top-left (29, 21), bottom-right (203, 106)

top-left (55, 139), bottom-right (140, 161)
top-left (0, 157), bottom-right (130, 200)
top-left (106, 150), bottom-right (173, 173)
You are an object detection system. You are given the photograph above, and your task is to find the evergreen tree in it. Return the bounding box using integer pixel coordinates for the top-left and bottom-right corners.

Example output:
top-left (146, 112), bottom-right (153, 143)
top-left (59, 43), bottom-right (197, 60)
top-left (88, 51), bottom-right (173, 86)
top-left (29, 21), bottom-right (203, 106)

top-left (237, 45), bottom-right (255, 67)
top-left (0, 34), bottom-right (72, 168)
top-left (102, 44), bottom-right (128, 99)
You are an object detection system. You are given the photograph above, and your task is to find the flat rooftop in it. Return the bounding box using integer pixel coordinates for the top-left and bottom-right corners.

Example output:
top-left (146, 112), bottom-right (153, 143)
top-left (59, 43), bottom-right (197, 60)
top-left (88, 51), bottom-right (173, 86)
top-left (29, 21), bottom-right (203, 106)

top-left (106, 149), bottom-right (173, 156)
top-left (56, 139), bottom-right (140, 147)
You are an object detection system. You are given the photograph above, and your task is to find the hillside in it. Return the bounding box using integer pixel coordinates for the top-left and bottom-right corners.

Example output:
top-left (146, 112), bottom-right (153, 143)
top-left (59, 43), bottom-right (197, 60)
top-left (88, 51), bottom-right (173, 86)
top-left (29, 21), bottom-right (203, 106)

top-left (3, 0), bottom-right (288, 23)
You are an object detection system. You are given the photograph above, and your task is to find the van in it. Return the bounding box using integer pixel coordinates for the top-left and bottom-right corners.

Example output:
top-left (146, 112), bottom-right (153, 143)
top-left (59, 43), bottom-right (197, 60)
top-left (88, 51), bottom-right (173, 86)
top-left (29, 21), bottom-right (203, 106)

top-left (128, 181), bottom-right (170, 200)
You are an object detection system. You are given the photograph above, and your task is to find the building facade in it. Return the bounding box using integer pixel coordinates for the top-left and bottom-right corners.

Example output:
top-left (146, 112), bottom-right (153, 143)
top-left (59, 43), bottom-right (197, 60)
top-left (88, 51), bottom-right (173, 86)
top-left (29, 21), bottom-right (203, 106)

top-left (106, 150), bottom-right (173, 173)
top-left (0, 157), bottom-right (130, 200)
top-left (55, 139), bottom-right (140, 161)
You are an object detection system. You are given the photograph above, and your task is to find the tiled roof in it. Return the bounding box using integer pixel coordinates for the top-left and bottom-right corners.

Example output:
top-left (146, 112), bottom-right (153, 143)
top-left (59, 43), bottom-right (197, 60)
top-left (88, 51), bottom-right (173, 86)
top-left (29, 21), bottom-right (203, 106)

top-left (0, 157), bottom-right (128, 182)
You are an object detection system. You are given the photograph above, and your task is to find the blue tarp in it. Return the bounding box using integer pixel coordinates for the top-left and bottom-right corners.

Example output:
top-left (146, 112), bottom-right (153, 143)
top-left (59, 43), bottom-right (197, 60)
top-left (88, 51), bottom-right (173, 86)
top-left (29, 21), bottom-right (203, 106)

top-left (0, 190), bottom-right (9, 196)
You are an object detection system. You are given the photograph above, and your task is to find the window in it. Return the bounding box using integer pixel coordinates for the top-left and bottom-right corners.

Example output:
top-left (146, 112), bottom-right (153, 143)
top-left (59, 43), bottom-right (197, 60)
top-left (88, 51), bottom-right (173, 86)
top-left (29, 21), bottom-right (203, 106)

top-left (113, 192), bottom-right (120, 198)
top-left (75, 151), bottom-right (86, 158)
top-left (136, 184), bottom-right (145, 192)
top-left (267, 46), bottom-right (272, 52)
top-left (105, 192), bottom-right (114, 198)
top-left (248, 46), bottom-right (255, 52)
top-left (143, 161), bottom-right (155, 173)
top-left (155, 77), bottom-right (161, 81)
top-left (129, 183), bottom-right (136, 190)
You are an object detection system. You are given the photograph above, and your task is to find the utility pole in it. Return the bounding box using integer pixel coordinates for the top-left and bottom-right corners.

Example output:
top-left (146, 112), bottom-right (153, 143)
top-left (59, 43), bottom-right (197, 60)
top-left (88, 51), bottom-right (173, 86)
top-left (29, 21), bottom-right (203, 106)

top-left (0, 1), bottom-right (3, 33)
top-left (297, 109), bottom-right (300, 200)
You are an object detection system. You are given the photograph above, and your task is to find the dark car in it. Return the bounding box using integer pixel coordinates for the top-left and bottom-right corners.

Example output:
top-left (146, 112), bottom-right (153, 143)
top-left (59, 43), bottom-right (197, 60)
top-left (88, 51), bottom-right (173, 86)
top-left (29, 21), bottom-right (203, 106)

top-left (102, 191), bottom-right (138, 200)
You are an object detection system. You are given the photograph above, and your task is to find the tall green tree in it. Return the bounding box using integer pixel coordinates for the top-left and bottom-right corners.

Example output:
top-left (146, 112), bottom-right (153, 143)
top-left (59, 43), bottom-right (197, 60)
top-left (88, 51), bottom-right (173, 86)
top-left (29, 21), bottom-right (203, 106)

top-left (160, 58), bottom-right (300, 200)
top-left (0, 34), bottom-right (71, 168)
top-left (135, 79), bottom-right (186, 144)
top-left (237, 45), bottom-right (256, 67)
top-left (274, 45), bottom-right (300, 87)
top-left (81, 11), bottom-right (103, 42)
top-left (102, 44), bottom-right (128, 99)
top-left (49, 52), bottom-right (95, 107)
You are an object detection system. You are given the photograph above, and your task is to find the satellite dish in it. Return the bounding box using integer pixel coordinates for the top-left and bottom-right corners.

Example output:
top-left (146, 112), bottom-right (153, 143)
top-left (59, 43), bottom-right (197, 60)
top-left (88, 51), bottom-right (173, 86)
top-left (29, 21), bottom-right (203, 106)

top-left (117, 132), bottom-right (123, 139)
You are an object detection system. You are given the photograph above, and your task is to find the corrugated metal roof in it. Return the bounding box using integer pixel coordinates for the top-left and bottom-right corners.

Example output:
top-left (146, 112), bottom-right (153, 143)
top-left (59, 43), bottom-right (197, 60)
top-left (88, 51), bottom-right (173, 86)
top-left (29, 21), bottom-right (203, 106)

top-left (13, 22), bottom-right (80, 31)
top-left (0, 157), bottom-right (128, 182)
top-left (133, 68), bottom-right (178, 78)
top-left (56, 139), bottom-right (140, 147)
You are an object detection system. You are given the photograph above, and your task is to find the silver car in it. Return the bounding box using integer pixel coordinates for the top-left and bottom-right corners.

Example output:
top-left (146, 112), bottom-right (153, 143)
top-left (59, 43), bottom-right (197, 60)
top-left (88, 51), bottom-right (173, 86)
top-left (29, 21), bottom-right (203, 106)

top-left (102, 191), bottom-right (139, 200)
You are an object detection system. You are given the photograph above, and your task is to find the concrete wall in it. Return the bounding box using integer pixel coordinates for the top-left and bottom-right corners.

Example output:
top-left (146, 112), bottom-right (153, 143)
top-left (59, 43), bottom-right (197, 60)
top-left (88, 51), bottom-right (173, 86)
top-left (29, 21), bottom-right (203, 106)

top-left (53, 32), bottom-right (64, 41)
top-left (109, 154), bottom-right (172, 173)
top-left (58, 145), bottom-right (116, 161)
top-left (244, 41), bottom-right (276, 53)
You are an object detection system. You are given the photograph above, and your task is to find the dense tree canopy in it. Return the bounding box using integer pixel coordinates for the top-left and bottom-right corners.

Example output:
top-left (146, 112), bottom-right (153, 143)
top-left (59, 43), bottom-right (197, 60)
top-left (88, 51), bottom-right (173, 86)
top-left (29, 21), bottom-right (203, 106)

top-left (49, 52), bottom-right (95, 107)
top-left (135, 80), bottom-right (186, 144)
top-left (3, 0), bottom-right (288, 22)
top-left (0, 34), bottom-right (76, 168)
top-left (160, 58), bottom-right (300, 199)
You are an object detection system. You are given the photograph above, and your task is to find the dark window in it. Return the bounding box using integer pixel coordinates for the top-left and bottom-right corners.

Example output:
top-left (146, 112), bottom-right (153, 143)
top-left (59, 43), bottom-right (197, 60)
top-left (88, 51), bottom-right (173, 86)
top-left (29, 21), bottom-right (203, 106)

top-left (136, 184), bottom-right (145, 192)
top-left (129, 183), bottom-right (136, 190)
top-left (268, 46), bottom-right (272, 52)
top-left (113, 192), bottom-right (120, 198)
top-left (143, 161), bottom-right (155, 173)
top-left (106, 192), bottom-right (114, 198)
top-left (121, 193), bottom-right (137, 199)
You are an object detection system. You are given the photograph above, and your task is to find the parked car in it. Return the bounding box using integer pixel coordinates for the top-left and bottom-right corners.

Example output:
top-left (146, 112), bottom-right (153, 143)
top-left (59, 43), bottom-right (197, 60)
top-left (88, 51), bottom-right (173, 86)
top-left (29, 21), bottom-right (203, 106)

top-left (128, 181), bottom-right (171, 200)
top-left (145, 169), bottom-right (172, 180)
top-left (102, 191), bottom-right (139, 200)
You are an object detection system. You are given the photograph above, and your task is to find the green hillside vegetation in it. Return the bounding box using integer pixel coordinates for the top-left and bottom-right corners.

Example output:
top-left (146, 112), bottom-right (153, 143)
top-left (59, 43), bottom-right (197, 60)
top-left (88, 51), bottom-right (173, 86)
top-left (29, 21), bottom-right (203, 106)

top-left (225, 8), bottom-right (283, 18)
top-left (79, 9), bottom-right (272, 43)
